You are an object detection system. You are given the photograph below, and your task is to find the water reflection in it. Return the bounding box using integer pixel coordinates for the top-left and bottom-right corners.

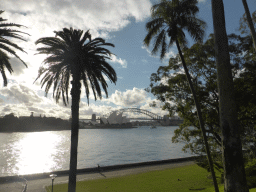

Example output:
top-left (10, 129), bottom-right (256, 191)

top-left (0, 127), bottom-right (193, 176)
top-left (1, 131), bottom-right (69, 176)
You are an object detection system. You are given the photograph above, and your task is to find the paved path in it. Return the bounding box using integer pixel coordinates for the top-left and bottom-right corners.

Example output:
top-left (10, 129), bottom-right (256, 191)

top-left (0, 161), bottom-right (195, 192)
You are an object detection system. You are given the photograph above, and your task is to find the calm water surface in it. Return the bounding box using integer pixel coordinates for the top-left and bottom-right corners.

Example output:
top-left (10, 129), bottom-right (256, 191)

top-left (0, 126), bottom-right (193, 176)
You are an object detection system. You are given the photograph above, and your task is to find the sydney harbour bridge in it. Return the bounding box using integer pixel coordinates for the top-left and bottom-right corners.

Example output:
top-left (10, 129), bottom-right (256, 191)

top-left (103, 108), bottom-right (163, 120)
top-left (80, 108), bottom-right (164, 121)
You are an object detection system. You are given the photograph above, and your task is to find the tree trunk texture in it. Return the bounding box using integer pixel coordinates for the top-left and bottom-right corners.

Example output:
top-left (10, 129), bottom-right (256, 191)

top-left (68, 77), bottom-right (81, 192)
top-left (242, 0), bottom-right (256, 52)
top-left (211, 0), bottom-right (249, 191)
top-left (176, 40), bottom-right (219, 192)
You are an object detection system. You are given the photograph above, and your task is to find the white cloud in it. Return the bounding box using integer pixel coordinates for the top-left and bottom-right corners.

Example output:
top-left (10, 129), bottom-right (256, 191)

top-left (0, 82), bottom-right (69, 118)
top-left (141, 45), bottom-right (175, 63)
top-left (164, 51), bottom-right (175, 60)
top-left (0, 83), bottom-right (43, 105)
top-left (1, 0), bottom-right (150, 97)
top-left (141, 45), bottom-right (157, 58)
top-left (3, 0), bottom-right (152, 42)
top-left (79, 102), bottom-right (119, 118)
top-left (0, 82), bottom-right (128, 119)
top-left (103, 87), bottom-right (148, 107)
top-left (110, 55), bottom-right (128, 68)
top-left (1, 1), bottom-right (177, 119)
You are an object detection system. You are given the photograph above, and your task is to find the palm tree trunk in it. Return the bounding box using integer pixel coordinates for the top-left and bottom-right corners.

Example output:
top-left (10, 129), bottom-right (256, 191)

top-left (211, 0), bottom-right (249, 191)
top-left (242, 0), bottom-right (256, 52)
top-left (68, 78), bottom-right (81, 192)
top-left (176, 40), bottom-right (219, 192)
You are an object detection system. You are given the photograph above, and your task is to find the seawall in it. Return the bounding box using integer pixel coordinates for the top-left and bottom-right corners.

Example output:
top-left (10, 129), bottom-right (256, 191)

top-left (0, 155), bottom-right (203, 184)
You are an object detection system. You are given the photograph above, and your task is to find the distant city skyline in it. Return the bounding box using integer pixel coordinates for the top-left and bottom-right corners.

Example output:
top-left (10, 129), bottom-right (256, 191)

top-left (1, 0), bottom-right (255, 119)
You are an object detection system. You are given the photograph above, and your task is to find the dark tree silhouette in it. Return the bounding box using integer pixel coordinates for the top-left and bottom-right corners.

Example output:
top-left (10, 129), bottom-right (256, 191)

top-left (0, 10), bottom-right (29, 86)
top-left (211, 0), bottom-right (249, 191)
top-left (241, 0), bottom-right (256, 52)
top-left (144, 0), bottom-right (219, 191)
top-left (34, 28), bottom-right (117, 191)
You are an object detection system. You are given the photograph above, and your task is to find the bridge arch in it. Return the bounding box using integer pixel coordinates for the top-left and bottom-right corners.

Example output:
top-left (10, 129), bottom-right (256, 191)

top-left (103, 108), bottom-right (163, 120)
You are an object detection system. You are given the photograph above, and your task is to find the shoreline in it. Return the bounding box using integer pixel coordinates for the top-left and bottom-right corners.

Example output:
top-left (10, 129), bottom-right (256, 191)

top-left (0, 155), bottom-right (202, 183)
top-left (0, 125), bottom-right (180, 132)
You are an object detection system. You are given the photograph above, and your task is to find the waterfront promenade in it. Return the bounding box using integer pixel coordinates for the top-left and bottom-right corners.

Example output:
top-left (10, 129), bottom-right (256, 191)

top-left (0, 157), bottom-right (196, 192)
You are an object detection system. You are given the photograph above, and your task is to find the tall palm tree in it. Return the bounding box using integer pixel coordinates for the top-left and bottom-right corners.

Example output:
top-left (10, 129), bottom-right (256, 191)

top-left (0, 10), bottom-right (28, 86)
top-left (241, 0), bottom-right (256, 52)
top-left (34, 28), bottom-right (117, 192)
top-left (211, 0), bottom-right (249, 191)
top-left (143, 0), bottom-right (219, 191)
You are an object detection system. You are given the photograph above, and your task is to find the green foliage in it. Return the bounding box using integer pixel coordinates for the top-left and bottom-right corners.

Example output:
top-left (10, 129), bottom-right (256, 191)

top-left (239, 10), bottom-right (256, 35)
top-left (143, 0), bottom-right (206, 60)
top-left (245, 160), bottom-right (256, 190)
top-left (147, 33), bottom-right (256, 157)
top-left (245, 159), bottom-right (256, 176)
top-left (196, 155), bottom-right (256, 189)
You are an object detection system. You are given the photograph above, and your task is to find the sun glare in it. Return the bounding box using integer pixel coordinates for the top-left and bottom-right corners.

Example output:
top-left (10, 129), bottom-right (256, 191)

top-left (14, 132), bottom-right (63, 175)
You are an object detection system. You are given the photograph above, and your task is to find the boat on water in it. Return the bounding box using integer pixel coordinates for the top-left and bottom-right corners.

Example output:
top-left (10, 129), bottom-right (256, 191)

top-left (151, 125), bottom-right (156, 129)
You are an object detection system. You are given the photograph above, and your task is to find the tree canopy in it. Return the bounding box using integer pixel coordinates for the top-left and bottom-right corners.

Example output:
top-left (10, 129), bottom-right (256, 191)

top-left (147, 33), bottom-right (256, 159)
top-left (35, 28), bottom-right (117, 105)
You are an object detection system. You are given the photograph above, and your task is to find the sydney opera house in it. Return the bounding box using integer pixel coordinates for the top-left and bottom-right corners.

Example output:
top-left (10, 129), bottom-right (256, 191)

top-left (100, 111), bottom-right (130, 125)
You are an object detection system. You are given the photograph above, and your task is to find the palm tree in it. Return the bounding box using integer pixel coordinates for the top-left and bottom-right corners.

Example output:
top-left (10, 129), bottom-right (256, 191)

top-left (241, 0), bottom-right (256, 52)
top-left (211, 0), bottom-right (249, 191)
top-left (0, 10), bottom-right (28, 86)
top-left (143, 0), bottom-right (219, 191)
top-left (34, 28), bottom-right (117, 192)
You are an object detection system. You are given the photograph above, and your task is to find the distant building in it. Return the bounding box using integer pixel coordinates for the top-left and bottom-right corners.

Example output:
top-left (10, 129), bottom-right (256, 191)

top-left (170, 116), bottom-right (181, 120)
top-left (100, 111), bottom-right (130, 124)
top-left (100, 117), bottom-right (108, 124)
top-left (92, 114), bottom-right (96, 122)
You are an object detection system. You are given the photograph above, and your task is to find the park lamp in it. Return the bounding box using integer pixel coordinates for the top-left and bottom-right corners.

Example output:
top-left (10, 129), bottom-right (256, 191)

top-left (49, 174), bottom-right (57, 192)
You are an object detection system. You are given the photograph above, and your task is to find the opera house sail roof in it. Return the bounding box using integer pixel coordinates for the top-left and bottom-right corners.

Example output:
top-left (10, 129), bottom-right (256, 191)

top-left (101, 111), bottom-right (130, 124)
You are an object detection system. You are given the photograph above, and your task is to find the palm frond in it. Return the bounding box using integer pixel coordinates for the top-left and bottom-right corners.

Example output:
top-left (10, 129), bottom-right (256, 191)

top-left (0, 28), bottom-right (29, 40)
top-left (0, 37), bottom-right (27, 53)
top-left (152, 29), bottom-right (166, 56)
top-left (34, 27), bottom-right (117, 105)
top-left (0, 65), bottom-right (7, 86)
top-left (144, 18), bottom-right (164, 46)
top-left (144, 0), bottom-right (206, 60)
top-left (0, 11), bottom-right (29, 85)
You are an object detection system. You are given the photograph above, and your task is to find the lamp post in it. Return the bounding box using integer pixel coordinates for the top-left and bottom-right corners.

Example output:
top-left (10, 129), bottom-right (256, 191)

top-left (49, 174), bottom-right (57, 192)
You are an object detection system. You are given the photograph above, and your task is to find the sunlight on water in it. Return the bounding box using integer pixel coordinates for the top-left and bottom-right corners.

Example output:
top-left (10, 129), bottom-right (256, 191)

top-left (13, 132), bottom-right (63, 175)
top-left (0, 127), bottom-right (193, 176)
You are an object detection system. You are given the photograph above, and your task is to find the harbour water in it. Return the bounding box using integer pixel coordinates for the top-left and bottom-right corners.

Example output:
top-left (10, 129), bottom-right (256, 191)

top-left (0, 126), bottom-right (194, 177)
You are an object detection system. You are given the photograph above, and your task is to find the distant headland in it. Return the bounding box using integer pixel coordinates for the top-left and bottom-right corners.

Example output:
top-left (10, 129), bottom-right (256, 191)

top-left (0, 112), bottom-right (184, 132)
top-left (0, 113), bottom-right (71, 132)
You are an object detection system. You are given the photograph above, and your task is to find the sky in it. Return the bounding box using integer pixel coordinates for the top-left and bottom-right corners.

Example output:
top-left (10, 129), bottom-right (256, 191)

top-left (0, 0), bottom-right (255, 119)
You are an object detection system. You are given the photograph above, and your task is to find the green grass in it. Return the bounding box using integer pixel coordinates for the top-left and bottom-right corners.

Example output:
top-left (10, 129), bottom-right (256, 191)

top-left (45, 164), bottom-right (256, 192)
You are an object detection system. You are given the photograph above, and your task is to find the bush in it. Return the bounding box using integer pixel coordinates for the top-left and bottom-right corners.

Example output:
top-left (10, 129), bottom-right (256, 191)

top-left (245, 159), bottom-right (256, 188)
top-left (196, 155), bottom-right (256, 189)
top-left (195, 155), bottom-right (224, 183)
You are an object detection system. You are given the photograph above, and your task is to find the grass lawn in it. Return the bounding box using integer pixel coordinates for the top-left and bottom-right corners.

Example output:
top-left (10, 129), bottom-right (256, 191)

top-left (45, 164), bottom-right (256, 192)
top-left (208, 185), bottom-right (256, 192)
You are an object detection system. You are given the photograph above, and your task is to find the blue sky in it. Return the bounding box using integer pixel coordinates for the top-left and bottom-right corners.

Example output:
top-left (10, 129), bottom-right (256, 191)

top-left (0, 0), bottom-right (255, 119)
